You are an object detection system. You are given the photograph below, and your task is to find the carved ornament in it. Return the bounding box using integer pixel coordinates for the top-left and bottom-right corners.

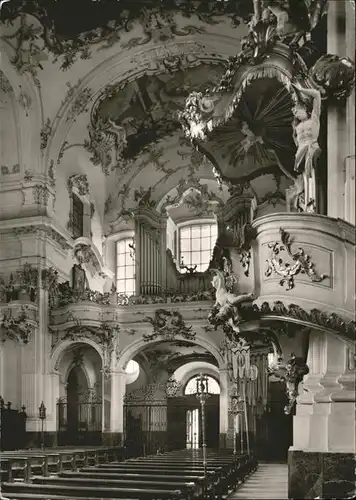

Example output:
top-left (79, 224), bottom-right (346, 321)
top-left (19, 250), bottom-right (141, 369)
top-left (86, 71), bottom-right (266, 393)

top-left (1, 164), bottom-right (20, 175)
top-left (40, 118), bottom-right (52, 150)
top-left (10, 225), bottom-right (71, 251)
top-left (309, 54), bottom-right (355, 102)
top-left (52, 318), bottom-right (120, 376)
top-left (265, 228), bottom-right (328, 290)
top-left (1, 1), bottom-right (252, 71)
top-left (67, 174), bottom-right (90, 197)
top-left (0, 306), bottom-right (38, 345)
top-left (116, 290), bottom-right (213, 306)
top-left (124, 383), bottom-right (167, 404)
top-left (0, 263), bottom-right (38, 303)
top-left (143, 309), bottom-right (196, 342)
top-left (268, 353), bottom-right (309, 415)
top-left (253, 300), bottom-right (355, 343)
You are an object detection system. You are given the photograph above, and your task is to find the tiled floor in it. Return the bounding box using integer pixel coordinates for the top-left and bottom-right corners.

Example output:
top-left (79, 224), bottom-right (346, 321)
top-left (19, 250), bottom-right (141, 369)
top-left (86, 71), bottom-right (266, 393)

top-left (229, 462), bottom-right (288, 499)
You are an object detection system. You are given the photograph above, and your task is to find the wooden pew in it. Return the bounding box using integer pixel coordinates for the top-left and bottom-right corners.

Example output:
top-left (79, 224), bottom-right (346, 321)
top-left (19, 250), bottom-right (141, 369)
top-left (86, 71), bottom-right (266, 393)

top-left (1, 482), bottom-right (185, 499)
top-left (0, 446), bottom-right (122, 481)
top-left (32, 476), bottom-right (199, 499)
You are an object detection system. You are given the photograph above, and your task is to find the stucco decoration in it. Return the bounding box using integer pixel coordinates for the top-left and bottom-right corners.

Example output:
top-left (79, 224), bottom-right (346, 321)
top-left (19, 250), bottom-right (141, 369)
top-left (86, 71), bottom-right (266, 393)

top-left (309, 54), bottom-right (355, 102)
top-left (40, 267), bottom-right (60, 307)
top-left (0, 263), bottom-right (38, 303)
top-left (0, 306), bottom-right (38, 345)
top-left (0, 70), bottom-right (13, 94)
top-left (177, 0), bottom-right (352, 186)
top-left (73, 240), bottom-right (109, 280)
top-left (1, 1), bottom-right (253, 71)
top-left (86, 63), bottom-right (224, 175)
top-left (265, 228), bottom-right (328, 290)
top-left (143, 309), bottom-right (196, 342)
top-left (51, 283), bottom-right (118, 309)
top-left (51, 317), bottom-right (120, 376)
top-left (67, 174), bottom-right (89, 196)
top-left (116, 290), bottom-right (213, 306)
top-left (252, 301), bottom-right (356, 343)
top-left (268, 352), bottom-right (309, 415)
top-left (11, 225), bottom-right (72, 251)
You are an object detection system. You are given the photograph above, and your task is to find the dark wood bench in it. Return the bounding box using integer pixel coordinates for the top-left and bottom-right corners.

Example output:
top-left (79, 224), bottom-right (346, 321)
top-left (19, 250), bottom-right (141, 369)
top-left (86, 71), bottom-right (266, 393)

top-left (32, 476), bottom-right (199, 499)
top-left (0, 447), bottom-right (122, 481)
top-left (1, 482), bottom-right (184, 499)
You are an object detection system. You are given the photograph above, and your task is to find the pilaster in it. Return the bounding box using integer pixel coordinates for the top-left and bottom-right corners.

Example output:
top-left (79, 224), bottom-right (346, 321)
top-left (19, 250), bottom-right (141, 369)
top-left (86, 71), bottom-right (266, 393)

top-left (109, 369), bottom-right (126, 435)
top-left (327, 0), bottom-right (347, 219)
top-left (344, 0), bottom-right (356, 224)
top-left (289, 329), bottom-right (355, 499)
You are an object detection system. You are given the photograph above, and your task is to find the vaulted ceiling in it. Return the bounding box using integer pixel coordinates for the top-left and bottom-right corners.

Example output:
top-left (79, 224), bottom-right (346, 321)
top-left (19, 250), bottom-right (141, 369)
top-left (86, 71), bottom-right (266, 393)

top-left (0, 0), bottom-right (297, 234)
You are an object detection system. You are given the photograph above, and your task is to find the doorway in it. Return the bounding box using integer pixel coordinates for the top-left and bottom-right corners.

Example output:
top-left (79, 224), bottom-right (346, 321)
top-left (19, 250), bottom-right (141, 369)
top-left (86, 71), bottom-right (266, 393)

top-left (186, 408), bottom-right (199, 449)
top-left (57, 365), bottom-right (102, 446)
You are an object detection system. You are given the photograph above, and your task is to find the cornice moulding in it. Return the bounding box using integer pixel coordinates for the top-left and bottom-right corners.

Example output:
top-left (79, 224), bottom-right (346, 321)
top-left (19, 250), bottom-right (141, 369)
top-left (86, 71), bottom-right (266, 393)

top-left (252, 213), bottom-right (356, 245)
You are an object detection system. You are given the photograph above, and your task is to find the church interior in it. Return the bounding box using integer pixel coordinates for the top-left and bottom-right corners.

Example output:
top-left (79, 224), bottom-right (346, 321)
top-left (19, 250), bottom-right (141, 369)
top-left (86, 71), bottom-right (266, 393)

top-left (0, 0), bottom-right (355, 499)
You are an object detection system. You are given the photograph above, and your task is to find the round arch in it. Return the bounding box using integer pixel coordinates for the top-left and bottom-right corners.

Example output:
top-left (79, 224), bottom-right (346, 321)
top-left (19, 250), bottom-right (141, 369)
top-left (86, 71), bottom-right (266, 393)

top-left (117, 334), bottom-right (226, 372)
top-left (51, 338), bottom-right (104, 373)
top-left (174, 361), bottom-right (220, 390)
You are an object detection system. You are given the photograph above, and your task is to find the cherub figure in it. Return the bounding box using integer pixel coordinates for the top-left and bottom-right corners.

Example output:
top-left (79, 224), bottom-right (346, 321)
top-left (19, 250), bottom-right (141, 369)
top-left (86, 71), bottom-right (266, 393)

top-left (210, 269), bottom-right (255, 324)
top-left (240, 121), bottom-right (264, 153)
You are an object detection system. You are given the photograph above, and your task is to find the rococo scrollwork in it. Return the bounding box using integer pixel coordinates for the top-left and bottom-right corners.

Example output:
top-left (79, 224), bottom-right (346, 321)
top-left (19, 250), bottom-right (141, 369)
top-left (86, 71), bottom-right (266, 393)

top-left (265, 228), bottom-right (328, 290)
top-left (52, 317), bottom-right (120, 377)
top-left (0, 306), bottom-right (38, 345)
top-left (0, 263), bottom-right (38, 303)
top-left (255, 301), bottom-right (355, 343)
top-left (143, 309), bottom-right (196, 342)
top-left (268, 352), bottom-right (309, 415)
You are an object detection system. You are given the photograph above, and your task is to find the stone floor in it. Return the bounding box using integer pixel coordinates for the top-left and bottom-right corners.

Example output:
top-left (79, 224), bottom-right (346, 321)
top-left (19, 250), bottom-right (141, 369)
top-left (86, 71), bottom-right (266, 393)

top-left (229, 462), bottom-right (288, 499)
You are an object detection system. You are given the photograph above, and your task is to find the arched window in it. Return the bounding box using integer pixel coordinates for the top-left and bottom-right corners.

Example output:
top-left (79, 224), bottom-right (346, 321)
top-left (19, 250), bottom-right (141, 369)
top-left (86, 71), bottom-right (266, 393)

top-left (116, 238), bottom-right (135, 295)
top-left (184, 374), bottom-right (220, 395)
top-left (72, 193), bottom-right (84, 239)
top-left (179, 222), bottom-right (217, 272)
top-left (125, 359), bottom-right (140, 385)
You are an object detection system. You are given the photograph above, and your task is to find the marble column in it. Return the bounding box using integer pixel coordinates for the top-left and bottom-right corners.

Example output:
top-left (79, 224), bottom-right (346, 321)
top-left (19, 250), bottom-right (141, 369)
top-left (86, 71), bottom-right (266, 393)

top-left (218, 368), bottom-right (230, 448)
top-left (289, 330), bottom-right (355, 499)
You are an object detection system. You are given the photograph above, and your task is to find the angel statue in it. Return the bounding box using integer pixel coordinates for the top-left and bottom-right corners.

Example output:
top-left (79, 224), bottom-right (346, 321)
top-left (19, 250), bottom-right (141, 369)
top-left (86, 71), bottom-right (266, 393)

top-left (240, 121), bottom-right (264, 154)
top-left (209, 269), bottom-right (255, 329)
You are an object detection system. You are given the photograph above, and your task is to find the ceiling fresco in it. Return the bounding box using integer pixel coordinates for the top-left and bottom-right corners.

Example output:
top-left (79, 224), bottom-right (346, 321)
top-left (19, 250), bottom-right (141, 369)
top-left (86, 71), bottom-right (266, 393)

top-left (93, 64), bottom-right (225, 162)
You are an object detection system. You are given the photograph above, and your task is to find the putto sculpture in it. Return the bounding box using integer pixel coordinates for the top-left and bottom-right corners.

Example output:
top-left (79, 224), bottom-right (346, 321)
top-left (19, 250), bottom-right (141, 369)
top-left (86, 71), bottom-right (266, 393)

top-left (209, 269), bottom-right (255, 332)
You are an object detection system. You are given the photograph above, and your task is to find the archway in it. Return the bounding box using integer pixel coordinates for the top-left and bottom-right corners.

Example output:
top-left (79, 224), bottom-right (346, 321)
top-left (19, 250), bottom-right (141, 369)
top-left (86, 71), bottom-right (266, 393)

top-left (120, 336), bottom-right (225, 456)
top-left (54, 342), bottom-right (103, 446)
top-left (174, 373), bottom-right (220, 451)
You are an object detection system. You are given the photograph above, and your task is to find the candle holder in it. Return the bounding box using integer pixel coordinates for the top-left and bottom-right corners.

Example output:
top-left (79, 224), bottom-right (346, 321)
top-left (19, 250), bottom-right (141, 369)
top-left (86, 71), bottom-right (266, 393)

top-left (195, 373), bottom-right (210, 489)
top-left (229, 393), bottom-right (244, 455)
top-left (39, 401), bottom-right (47, 450)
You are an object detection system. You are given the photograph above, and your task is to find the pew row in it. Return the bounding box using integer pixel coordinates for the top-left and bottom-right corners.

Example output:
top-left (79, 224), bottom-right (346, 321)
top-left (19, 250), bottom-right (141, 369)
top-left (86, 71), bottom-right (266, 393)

top-left (0, 446), bottom-right (123, 482)
top-left (1, 449), bottom-right (257, 500)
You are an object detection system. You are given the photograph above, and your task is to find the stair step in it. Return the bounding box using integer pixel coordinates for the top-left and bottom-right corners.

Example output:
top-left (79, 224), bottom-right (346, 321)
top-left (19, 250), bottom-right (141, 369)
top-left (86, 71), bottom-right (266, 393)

top-left (229, 463), bottom-right (288, 499)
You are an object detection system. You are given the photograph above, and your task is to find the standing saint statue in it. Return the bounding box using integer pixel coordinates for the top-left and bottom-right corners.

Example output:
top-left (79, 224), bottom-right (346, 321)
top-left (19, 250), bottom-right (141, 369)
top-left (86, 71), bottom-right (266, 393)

top-left (292, 83), bottom-right (323, 210)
